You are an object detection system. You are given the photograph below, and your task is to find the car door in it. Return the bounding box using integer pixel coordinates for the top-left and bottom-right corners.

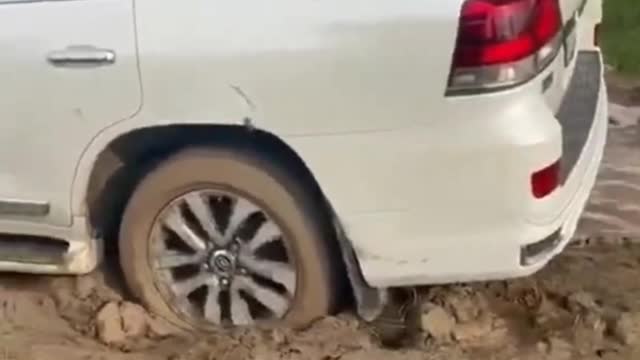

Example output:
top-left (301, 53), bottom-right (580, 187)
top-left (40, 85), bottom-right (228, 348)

top-left (0, 0), bottom-right (141, 226)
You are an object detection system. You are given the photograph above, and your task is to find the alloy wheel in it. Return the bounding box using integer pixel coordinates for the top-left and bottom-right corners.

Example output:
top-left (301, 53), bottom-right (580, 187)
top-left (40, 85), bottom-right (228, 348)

top-left (149, 189), bottom-right (296, 326)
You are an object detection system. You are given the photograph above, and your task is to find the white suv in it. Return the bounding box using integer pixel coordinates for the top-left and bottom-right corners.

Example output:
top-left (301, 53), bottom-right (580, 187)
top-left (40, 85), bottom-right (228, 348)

top-left (0, 0), bottom-right (606, 330)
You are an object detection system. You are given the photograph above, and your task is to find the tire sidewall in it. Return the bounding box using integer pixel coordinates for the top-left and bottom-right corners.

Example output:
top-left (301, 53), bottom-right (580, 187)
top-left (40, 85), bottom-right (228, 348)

top-left (119, 147), bottom-right (335, 331)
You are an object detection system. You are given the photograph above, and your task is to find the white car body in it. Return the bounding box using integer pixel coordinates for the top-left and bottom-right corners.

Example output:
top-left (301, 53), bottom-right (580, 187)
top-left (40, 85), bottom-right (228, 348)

top-left (0, 0), bottom-right (605, 290)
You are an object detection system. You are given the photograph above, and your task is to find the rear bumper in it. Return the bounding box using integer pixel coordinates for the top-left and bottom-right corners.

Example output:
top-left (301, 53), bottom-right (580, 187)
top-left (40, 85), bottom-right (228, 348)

top-left (369, 51), bottom-right (607, 286)
top-left (285, 51), bottom-right (607, 288)
top-left (519, 51), bottom-right (607, 270)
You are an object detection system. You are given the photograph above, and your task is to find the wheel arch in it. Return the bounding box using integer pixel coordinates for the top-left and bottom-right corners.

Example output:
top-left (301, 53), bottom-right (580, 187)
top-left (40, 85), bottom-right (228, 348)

top-left (79, 124), bottom-right (322, 236)
top-left (75, 123), bottom-right (386, 320)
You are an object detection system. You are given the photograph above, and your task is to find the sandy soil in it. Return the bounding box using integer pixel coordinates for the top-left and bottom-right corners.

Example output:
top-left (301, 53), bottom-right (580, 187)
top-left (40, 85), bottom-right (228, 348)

top-left (1, 83), bottom-right (639, 360)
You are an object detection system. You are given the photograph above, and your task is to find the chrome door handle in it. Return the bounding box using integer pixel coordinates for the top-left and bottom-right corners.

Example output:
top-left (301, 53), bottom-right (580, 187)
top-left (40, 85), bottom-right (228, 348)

top-left (47, 45), bottom-right (116, 68)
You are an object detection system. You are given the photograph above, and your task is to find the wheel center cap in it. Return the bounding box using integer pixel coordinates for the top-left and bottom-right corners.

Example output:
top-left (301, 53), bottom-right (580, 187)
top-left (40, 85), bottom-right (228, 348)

top-left (209, 250), bottom-right (235, 275)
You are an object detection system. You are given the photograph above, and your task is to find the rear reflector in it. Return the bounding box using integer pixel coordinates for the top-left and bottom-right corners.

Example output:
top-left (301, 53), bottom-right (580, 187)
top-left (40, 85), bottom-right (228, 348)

top-left (531, 160), bottom-right (560, 199)
top-left (447, 0), bottom-right (563, 95)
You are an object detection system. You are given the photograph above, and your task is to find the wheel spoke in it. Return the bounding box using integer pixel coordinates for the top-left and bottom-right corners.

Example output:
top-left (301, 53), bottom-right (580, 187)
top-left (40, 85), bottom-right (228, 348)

top-left (156, 250), bottom-right (203, 269)
top-left (229, 287), bottom-right (253, 325)
top-left (163, 207), bottom-right (207, 252)
top-left (151, 189), bottom-right (296, 326)
top-left (204, 284), bottom-right (222, 324)
top-left (238, 254), bottom-right (296, 294)
top-left (235, 275), bottom-right (289, 318)
top-left (224, 198), bottom-right (259, 243)
top-left (246, 221), bottom-right (281, 253)
top-left (171, 272), bottom-right (214, 297)
top-left (183, 193), bottom-right (225, 246)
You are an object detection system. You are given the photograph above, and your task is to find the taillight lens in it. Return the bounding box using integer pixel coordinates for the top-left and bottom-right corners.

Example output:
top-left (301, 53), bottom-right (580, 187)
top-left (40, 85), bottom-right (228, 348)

top-left (447, 0), bottom-right (563, 95)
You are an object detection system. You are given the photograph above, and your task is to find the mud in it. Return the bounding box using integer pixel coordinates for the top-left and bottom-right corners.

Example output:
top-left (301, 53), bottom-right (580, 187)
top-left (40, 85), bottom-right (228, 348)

top-left (0, 91), bottom-right (639, 360)
top-left (4, 242), bottom-right (640, 360)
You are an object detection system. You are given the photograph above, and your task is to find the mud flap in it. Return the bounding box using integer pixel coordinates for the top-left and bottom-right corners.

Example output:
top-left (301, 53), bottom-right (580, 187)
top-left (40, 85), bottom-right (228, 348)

top-left (331, 213), bottom-right (388, 322)
top-left (331, 206), bottom-right (422, 347)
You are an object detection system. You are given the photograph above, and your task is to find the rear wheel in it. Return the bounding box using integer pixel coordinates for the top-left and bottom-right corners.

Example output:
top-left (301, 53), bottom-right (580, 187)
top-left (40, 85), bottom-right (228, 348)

top-left (118, 147), bottom-right (339, 330)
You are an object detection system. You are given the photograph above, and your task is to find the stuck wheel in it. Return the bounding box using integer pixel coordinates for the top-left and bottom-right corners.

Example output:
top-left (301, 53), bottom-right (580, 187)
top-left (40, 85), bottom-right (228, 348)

top-left (119, 146), bottom-right (339, 330)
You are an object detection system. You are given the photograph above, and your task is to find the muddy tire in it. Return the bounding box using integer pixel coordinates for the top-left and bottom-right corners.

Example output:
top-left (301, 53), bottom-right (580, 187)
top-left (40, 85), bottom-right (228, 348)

top-left (118, 146), bottom-right (340, 331)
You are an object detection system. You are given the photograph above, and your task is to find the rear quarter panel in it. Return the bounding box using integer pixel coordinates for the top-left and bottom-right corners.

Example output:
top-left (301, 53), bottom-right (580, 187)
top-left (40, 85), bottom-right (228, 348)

top-left (132, 0), bottom-right (464, 135)
top-left (73, 0), bottom-right (466, 217)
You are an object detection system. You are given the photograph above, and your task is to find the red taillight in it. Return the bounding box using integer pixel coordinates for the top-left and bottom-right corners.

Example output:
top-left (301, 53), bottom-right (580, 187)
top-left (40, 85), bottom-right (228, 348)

top-left (447, 0), bottom-right (563, 94)
top-left (531, 161), bottom-right (560, 199)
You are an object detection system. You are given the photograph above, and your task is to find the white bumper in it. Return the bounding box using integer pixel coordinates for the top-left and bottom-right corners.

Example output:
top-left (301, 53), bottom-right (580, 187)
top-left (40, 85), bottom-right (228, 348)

top-left (285, 50), bottom-right (608, 288)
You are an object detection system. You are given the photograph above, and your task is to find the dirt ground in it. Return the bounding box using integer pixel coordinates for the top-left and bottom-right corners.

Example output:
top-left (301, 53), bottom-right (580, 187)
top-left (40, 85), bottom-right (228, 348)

top-left (1, 79), bottom-right (640, 360)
